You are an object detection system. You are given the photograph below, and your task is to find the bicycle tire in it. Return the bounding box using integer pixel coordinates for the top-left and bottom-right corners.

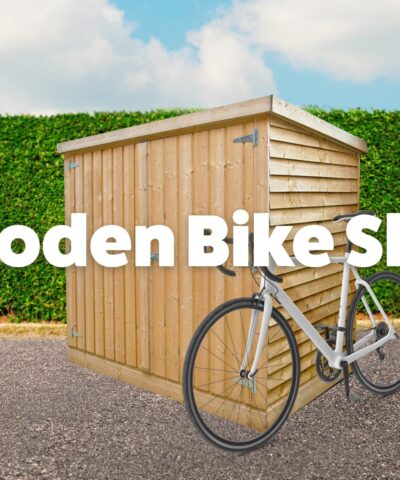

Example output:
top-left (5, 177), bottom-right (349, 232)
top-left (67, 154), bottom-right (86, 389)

top-left (346, 271), bottom-right (400, 395)
top-left (183, 297), bottom-right (300, 452)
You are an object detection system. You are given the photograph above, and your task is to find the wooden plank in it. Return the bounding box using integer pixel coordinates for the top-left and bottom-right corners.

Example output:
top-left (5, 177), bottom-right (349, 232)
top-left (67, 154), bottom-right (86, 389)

top-left (269, 123), bottom-right (353, 154)
top-left (112, 146), bottom-right (125, 364)
top-left (224, 123), bottom-right (245, 404)
top-left (192, 130), bottom-right (210, 390)
top-left (282, 263), bottom-right (342, 290)
top-left (270, 159), bottom-right (358, 180)
top-left (74, 153), bottom-right (85, 350)
top-left (285, 272), bottom-right (344, 304)
top-left (83, 151), bottom-right (95, 354)
top-left (208, 127), bottom-right (226, 395)
top-left (92, 150), bottom-right (105, 357)
top-left (270, 176), bottom-right (358, 193)
top-left (270, 140), bottom-right (358, 166)
top-left (164, 136), bottom-right (180, 382)
top-left (254, 117), bottom-right (269, 213)
top-left (135, 142), bottom-right (150, 372)
top-left (148, 139), bottom-right (166, 378)
top-left (269, 204), bottom-right (358, 225)
top-left (123, 145), bottom-right (136, 367)
top-left (64, 154), bottom-right (77, 348)
top-left (178, 134), bottom-right (194, 375)
top-left (102, 148), bottom-right (115, 361)
top-left (270, 192), bottom-right (358, 209)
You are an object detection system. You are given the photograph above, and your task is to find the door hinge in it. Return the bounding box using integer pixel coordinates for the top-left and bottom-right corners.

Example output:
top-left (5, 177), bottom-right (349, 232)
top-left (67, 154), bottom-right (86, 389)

top-left (69, 162), bottom-right (80, 170)
top-left (70, 326), bottom-right (82, 337)
top-left (233, 128), bottom-right (258, 147)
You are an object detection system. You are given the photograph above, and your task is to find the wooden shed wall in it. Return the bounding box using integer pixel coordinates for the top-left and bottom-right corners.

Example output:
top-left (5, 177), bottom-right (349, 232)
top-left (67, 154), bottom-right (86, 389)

top-left (268, 116), bottom-right (359, 405)
top-left (65, 117), bottom-right (269, 386)
top-left (65, 112), bottom-right (361, 414)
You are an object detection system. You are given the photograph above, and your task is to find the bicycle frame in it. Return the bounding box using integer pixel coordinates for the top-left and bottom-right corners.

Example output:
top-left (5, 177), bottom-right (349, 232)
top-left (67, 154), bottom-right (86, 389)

top-left (244, 255), bottom-right (398, 375)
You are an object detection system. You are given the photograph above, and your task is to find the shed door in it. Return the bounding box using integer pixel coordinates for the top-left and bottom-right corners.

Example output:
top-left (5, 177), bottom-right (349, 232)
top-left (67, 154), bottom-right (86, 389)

top-left (143, 118), bottom-right (269, 384)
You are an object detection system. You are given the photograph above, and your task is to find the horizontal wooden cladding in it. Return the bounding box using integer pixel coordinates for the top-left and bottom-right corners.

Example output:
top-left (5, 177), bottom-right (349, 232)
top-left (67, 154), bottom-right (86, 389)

top-left (270, 159), bottom-right (358, 180)
top-left (269, 204), bottom-right (358, 226)
top-left (269, 118), bottom-right (354, 154)
top-left (270, 192), bottom-right (358, 209)
top-left (270, 176), bottom-right (358, 193)
top-left (270, 141), bottom-right (359, 167)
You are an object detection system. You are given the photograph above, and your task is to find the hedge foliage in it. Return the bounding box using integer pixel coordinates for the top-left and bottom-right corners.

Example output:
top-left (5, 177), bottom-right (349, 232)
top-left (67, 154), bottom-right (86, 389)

top-left (0, 110), bottom-right (193, 321)
top-left (0, 108), bottom-right (399, 321)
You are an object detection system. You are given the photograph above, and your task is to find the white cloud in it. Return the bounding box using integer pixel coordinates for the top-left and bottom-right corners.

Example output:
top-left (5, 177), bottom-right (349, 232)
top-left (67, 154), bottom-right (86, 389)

top-left (0, 0), bottom-right (275, 113)
top-left (0, 0), bottom-right (398, 113)
top-left (225, 0), bottom-right (400, 82)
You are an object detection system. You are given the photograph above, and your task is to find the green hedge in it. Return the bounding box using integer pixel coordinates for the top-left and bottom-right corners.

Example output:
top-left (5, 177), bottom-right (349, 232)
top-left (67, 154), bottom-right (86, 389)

top-left (0, 110), bottom-right (193, 321)
top-left (0, 108), bottom-right (399, 321)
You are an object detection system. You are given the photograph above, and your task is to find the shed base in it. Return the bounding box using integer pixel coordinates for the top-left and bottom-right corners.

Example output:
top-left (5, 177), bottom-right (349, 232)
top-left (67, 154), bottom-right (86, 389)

top-left (67, 347), bottom-right (343, 415)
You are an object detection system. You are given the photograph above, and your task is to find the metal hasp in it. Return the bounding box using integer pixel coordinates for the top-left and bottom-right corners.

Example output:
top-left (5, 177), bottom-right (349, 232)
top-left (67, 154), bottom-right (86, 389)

top-left (233, 128), bottom-right (258, 147)
top-left (69, 162), bottom-right (80, 170)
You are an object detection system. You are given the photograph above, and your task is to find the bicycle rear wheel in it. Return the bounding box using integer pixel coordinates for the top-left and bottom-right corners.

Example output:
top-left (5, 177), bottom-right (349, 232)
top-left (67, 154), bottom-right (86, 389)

top-left (347, 271), bottom-right (400, 394)
top-left (183, 297), bottom-right (299, 452)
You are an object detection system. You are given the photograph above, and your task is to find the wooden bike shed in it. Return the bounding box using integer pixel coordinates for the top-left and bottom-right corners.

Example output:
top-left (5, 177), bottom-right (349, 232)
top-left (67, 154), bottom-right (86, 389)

top-left (57, 95), bottom-right (367, 417)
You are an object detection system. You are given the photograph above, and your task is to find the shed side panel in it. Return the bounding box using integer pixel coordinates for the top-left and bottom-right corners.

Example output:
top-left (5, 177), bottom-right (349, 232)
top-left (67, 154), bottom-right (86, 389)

top-left (268, 116), bottom-right (360, 405)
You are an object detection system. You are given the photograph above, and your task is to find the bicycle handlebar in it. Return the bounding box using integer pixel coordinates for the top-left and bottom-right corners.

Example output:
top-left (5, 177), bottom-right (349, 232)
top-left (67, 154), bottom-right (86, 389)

top-left (215, 233), bottom-right (283, 283)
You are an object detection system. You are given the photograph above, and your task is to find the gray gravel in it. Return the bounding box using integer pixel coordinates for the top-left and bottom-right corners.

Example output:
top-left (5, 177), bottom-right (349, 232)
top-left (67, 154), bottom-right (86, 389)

top-left (0, 338), bottom-right (399, 480)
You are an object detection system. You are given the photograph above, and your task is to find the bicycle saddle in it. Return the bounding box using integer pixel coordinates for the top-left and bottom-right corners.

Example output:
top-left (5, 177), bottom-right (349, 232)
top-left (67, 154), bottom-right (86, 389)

top-left (333, 210), bottom-right (375, 223)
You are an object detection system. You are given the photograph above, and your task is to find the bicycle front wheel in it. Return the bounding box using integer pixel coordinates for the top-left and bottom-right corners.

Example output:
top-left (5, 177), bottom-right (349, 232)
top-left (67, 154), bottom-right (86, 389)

top-left (183, 298), bottom-right (299, 452)
top-left (347, 271), bottom-right (400, 394)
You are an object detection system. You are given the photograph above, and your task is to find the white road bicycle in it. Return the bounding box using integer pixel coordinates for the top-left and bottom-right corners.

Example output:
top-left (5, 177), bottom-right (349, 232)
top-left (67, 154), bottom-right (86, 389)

top-left (183, 211), bottom-right (400, 452)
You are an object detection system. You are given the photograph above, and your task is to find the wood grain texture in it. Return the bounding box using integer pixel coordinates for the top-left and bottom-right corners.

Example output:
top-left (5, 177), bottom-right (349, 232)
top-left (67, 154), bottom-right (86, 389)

top-left (64, 154), bottom-right (77, 348)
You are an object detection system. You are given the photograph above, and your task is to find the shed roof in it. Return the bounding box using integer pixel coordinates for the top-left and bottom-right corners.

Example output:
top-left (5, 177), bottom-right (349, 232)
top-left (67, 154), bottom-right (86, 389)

top-left (57, 95), bottom-right (368, 154)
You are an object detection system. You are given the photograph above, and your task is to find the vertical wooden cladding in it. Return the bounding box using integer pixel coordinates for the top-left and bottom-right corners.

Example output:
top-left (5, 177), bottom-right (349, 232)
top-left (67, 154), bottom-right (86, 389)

top-left (65, 118), bottom-right (268, 383)
top-left (268, 116), bottom-right (360, 397)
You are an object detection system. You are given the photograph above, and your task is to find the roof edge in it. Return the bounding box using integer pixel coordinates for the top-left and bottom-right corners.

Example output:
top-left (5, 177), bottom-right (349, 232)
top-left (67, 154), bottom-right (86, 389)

top-left (57, 96), bottom-right (272, 154)
top-left (57, 95), bottom-right (367, 154)
top-left (270, 96), bottom-right (368, 153)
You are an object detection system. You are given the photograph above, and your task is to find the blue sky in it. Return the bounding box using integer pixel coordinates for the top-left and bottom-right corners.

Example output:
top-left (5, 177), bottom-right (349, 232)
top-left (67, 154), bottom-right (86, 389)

top-left (113, 0), bottom-right (399, 110)
top-left (0, 0), bottom-right (399, 113)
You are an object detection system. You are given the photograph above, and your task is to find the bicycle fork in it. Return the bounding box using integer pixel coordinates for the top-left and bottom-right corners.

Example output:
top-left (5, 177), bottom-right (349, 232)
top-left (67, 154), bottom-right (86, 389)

top-left (240, 290), bottom-right (274, 379)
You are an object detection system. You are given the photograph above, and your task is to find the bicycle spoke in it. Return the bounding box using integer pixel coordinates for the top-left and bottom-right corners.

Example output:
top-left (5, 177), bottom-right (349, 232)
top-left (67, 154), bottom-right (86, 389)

top-left (199, 344), bottom-right (238, 373)
top-left (209, 328), bottom-right (240, 370)
top-left (195, 375), bottom-right (238, 389)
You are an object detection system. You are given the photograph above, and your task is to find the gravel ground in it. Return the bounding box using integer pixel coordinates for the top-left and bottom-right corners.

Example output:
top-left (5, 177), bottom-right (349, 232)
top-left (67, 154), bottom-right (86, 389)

top-left (0, 338), bottom-right (398, 480)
